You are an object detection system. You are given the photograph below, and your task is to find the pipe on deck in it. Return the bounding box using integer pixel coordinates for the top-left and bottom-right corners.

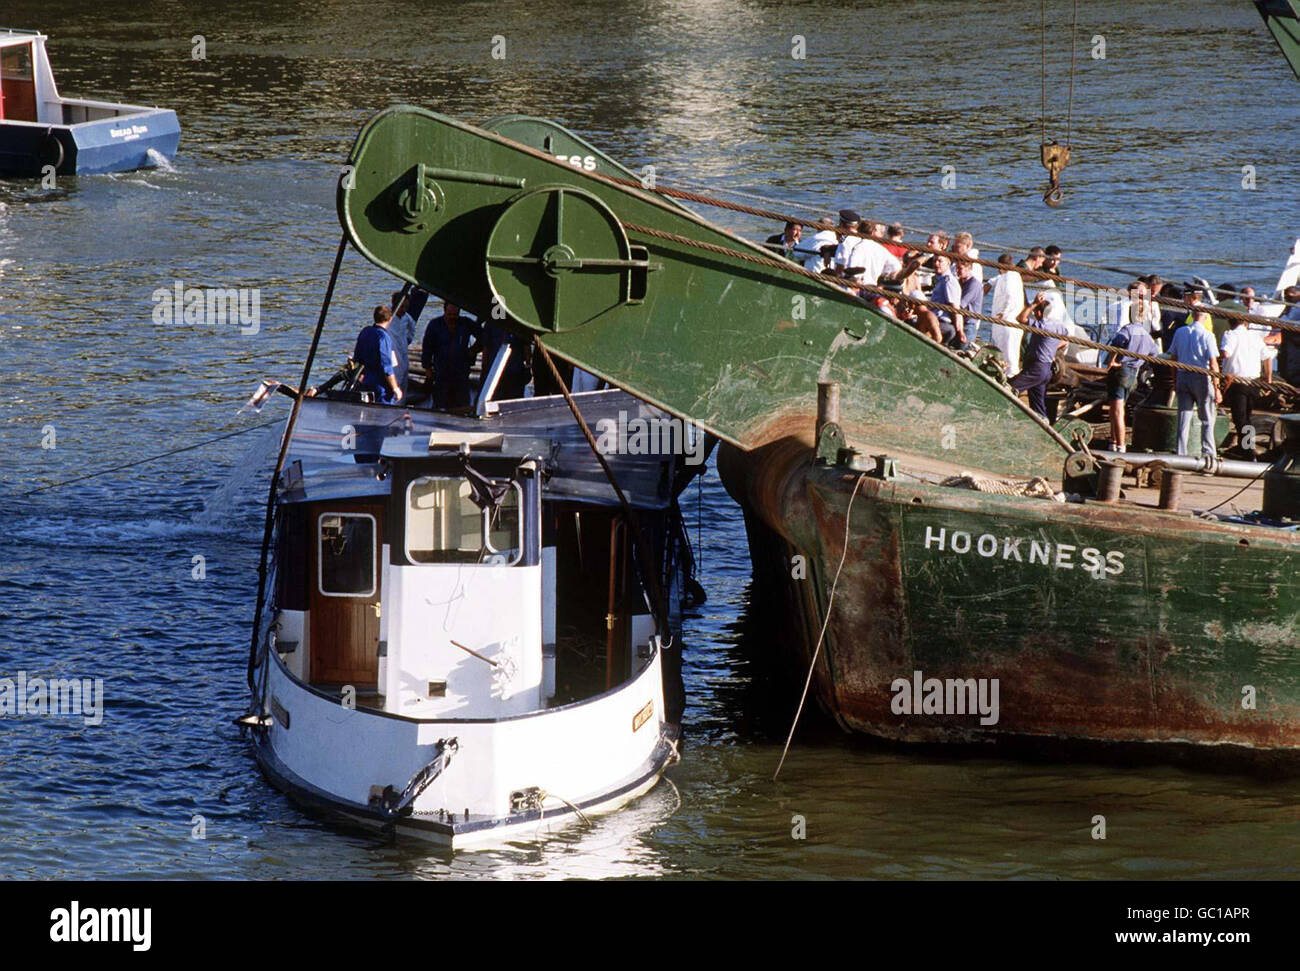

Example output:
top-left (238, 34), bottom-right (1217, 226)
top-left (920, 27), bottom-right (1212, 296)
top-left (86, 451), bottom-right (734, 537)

top-left (1092, 450), bottom-right (1271, 480)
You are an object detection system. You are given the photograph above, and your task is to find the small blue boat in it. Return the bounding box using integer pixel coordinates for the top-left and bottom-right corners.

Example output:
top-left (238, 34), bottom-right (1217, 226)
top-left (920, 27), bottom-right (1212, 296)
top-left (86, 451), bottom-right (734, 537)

top-left (0, 28), bottom-right (180, 177)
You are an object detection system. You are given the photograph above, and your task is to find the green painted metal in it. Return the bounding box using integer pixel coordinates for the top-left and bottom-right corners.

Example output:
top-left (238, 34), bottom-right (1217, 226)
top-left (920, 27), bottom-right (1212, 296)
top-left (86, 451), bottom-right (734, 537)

top-left (1255, 0), bottom-right (1300, 80)
top-left (482, 114), bottom-right (690, 212)
top-left (484, 185), bottom-right (655, 332)
top-left (339, 105), bottom-right (1070, 477)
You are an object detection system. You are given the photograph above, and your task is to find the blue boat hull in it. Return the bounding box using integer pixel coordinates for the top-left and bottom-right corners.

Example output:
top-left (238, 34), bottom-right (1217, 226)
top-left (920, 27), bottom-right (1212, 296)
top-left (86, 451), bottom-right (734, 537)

top-left (0, 108), bottom-right (180, 177)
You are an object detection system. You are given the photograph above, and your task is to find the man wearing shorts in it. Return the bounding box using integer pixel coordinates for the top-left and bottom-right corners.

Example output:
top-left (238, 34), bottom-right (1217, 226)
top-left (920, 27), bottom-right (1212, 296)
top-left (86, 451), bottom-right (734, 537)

top-left (1106, 320), bottom-right (1159, 452)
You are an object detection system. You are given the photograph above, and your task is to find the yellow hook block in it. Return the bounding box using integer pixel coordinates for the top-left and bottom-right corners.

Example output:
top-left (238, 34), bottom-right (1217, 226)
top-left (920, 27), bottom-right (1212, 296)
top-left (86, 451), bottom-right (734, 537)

top-left (1040, 140), bottom-right (1071, 208)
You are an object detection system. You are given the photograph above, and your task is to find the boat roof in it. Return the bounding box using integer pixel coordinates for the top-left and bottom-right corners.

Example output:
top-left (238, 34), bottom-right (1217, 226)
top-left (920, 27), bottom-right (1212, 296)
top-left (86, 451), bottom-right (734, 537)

top-left (281, 389), bottom-right (682, 509)
top-left (0, 29), bottom-right (47, 48)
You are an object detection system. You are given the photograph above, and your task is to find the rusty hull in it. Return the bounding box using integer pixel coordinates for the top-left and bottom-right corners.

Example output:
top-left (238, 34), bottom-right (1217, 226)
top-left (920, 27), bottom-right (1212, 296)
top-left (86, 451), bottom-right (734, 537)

top-left (719, 434), bottom-right (1300, 760)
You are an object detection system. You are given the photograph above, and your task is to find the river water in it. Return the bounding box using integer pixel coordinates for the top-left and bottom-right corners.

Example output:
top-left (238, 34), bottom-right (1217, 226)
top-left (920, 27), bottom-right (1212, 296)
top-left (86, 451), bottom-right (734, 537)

top-left (2, 0), bottom-right (1297, 879)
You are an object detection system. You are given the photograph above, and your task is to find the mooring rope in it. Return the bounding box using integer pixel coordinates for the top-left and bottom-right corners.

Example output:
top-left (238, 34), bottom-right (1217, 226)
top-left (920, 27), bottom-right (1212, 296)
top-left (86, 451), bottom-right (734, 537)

top-left (662, 174), bottom-right (1208, 284)
top-left (596, 170), bottom-right (1300, 319)
top-left (534, 341), bottom-right (673, 640)
top-left (19, 419), bottom-right (280, 497)
top-left (774, 472), bottom-right (865, 781)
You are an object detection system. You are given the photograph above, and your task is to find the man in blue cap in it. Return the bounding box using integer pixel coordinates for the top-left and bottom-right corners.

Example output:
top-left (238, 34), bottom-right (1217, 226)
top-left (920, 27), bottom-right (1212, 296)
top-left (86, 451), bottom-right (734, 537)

top-left (830, 209), bottom-right (861, 277)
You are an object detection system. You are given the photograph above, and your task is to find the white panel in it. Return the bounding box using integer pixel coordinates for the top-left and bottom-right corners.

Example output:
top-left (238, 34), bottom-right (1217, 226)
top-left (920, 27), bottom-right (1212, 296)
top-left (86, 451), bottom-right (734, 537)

top-left (275, 609), bottom-right (306, 680)
top-left (386, 563), bottom-right (543, 718)
top-left (378, 547), bottom-right (391, 688)
top-left (31, 36), bottom-right (62, 123)
top-left (628, 614), bottom-right (655, 679)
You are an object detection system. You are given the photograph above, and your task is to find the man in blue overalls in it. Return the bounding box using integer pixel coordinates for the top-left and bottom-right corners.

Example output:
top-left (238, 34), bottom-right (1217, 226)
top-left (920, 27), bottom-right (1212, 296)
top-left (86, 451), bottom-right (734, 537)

top-left (353, 305), bottom-right (403, 404)
top-left (421, 302), bottom-right (482, 410)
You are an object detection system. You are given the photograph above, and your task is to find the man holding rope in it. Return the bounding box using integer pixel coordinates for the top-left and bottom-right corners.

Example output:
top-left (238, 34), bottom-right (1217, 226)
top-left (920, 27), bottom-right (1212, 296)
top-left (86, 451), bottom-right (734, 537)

top-left (1009, 292), bottom-right (1070, 419)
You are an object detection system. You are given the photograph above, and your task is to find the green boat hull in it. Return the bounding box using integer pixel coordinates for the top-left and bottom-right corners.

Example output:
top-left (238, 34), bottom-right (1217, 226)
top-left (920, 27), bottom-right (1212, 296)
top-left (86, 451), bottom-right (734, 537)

top-left (722, 439), bottom-right (1300, 760)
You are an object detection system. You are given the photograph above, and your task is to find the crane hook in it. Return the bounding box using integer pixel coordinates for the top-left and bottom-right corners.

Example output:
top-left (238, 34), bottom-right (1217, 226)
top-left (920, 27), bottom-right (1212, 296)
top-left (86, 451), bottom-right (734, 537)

top-left (1040, 139), bottom-right (1071, 208)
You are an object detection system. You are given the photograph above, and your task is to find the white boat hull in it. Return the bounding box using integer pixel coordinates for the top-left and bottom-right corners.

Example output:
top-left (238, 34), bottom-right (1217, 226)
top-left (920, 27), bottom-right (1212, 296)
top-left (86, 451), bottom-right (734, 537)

top-left (252, 644), bottom-right (677, 850)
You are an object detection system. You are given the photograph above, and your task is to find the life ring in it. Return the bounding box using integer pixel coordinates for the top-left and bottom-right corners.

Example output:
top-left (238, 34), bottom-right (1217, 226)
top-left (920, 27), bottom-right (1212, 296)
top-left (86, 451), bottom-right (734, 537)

top-left (38, 133), bottom-right (64, 171)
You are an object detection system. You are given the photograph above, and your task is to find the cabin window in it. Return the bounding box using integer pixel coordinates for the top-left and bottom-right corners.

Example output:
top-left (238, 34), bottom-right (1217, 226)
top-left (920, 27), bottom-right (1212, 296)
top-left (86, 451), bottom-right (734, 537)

top-left (0, 43), bottom-right (38, 124)
top-left (405, 476), bottom-right (522, 565)
top-left (317, 513), bottom-right (377, 597)
top-left (0, 44), bottom-right (33, 83)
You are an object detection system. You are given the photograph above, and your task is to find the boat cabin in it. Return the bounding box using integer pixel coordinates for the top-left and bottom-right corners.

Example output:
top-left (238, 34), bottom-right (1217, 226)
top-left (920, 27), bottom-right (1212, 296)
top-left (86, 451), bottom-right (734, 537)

top-left (0, 30), bottom-right (47, 124)
top-left (273, 431), bottom-right (551, 717)
top-left (0, 28), bottom-right (180, 176)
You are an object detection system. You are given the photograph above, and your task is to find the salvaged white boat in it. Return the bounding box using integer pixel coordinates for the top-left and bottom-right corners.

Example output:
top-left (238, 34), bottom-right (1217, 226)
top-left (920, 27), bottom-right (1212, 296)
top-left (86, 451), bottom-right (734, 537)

top-left (241, 391), bottom-right (693, 849)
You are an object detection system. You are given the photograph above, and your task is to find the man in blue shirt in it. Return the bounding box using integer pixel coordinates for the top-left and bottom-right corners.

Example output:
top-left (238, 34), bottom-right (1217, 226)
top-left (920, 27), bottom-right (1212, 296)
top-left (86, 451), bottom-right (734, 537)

top-left (1009, 293), bottom-right (1070, 418)
top-left (1167, 320), bottom-right (1222, 457)
top-left (421, 302), bottom-right (482, 410)
top-left (353, 305), bottom-right (403, 404)
top-left (1105, 321), bottom-right (1159, 452)
top-left (930, 255), bottom-right (966, 348)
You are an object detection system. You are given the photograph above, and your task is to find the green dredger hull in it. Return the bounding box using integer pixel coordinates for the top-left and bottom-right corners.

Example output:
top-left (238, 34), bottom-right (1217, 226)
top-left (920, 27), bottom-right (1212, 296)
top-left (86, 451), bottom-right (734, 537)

top-left (722, 442), bottom-right (1300, 760)
top-left (338, 107), bottom-right (1300, 761)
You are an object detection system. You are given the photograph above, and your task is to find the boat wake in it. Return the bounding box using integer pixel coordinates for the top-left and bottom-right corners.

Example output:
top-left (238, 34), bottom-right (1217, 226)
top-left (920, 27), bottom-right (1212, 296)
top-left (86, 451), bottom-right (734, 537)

top-left (145, 148), bottom-right (177, 173)
top-left (6, 424), bottom-right (278, 549)
top-left (5, 511), bottom-right (228, 550)
top-left (192, 425), bottom-right (279, 529)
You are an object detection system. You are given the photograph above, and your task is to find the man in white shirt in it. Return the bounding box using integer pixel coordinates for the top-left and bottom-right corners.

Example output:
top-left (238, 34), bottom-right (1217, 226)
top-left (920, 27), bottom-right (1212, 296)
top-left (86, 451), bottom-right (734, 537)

top-left (803, 216), bottom-right (841, 274)
top-left (987, 253), bottom-right (1026, 372)
top-left (1220, 317), bottom-right (1275, 454)
top-left (1129, 279), bottom-right (1160, 331)
top-left (1018, 247), bottom-right (1048, 301)
top-left (829, 209), bottom-right (862, 276)
top-left (1239, 286), bottom-right (1270, 335)
top-left (389, 289), bottom-right (417, 394)
top-left (836, 233), bottom-right (903, 288)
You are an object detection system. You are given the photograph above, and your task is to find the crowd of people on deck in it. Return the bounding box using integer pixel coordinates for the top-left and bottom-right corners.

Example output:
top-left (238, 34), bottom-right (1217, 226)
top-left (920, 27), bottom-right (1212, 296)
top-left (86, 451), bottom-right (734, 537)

top-left (766, 211), bottom-right (1300, 460)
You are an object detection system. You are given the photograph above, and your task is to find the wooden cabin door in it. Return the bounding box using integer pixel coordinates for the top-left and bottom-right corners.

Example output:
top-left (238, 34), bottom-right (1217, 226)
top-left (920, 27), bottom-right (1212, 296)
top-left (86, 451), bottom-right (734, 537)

top-left (308, 502), bottom-right (384, 687)
top-left (0, 43), bottom-right (39, 122)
